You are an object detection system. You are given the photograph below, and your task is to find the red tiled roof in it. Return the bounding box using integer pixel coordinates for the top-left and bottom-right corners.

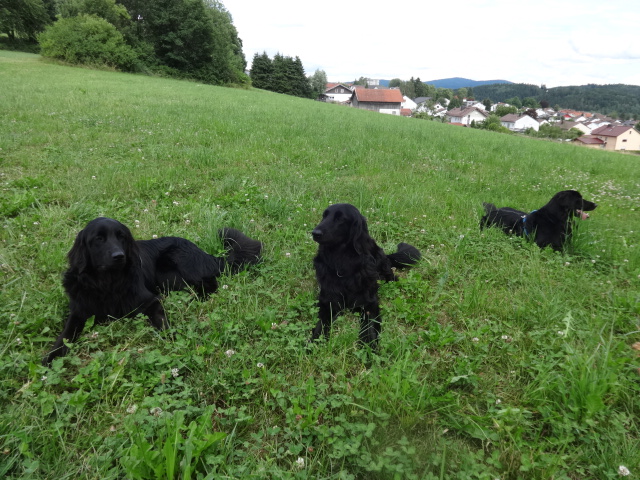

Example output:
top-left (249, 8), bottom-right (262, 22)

top-left (575, 136), bottom-right (605, 145)
top-left (400, 108), bottom-right (412, 116)
top-left (353, 88), bottom-right (404, 103)
top-left (591, 124), bottom-right (633, 137)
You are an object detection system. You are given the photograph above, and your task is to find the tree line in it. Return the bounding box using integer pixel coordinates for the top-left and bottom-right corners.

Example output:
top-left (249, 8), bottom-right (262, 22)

top-left (472, 83), bottom-right (640, 120)
top-left (250, 51), bottom-right (327, 99)
top-left (1, 0), bottom-right (248, 85)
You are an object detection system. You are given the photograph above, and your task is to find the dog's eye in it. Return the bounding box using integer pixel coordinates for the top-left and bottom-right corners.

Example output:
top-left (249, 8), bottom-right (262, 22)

top-left (333, 211), bottom-right (342, 220)
top-left (93, 235), bottom-right (104, 243)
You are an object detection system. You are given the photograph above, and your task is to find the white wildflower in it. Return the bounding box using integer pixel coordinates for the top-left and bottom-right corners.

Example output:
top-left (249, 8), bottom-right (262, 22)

top-left (295, 457), bottom-right (305, 468)
top-left (41, 376), bottom-right (47, 382)
top-left (171, 368), bottom-right (179, 378)
top-left (257, 363), bottom-right (264, 368)
top-left (91, 332), bottom-right (99, 339)
top-left (15, 338), bottom-right (22, 345)
top-left (225, 349), bottom-right (235, 357)
top-left (150, 407), bottom-right (163, 416)
top-left (222, 284), bottom-right (229, 290)
top-left (126, 404), bottom-right (138, 414)
top-left (618, 465), bottom-right (630, 476)
top-left (472, 337), bottom-right (479, 343)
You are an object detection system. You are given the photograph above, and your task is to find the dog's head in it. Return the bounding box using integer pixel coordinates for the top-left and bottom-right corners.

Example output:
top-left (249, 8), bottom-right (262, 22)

top-left (311, 203), bottom-right (369, 252)
top-left (68, 217), bottom-right (139, 273)
top-left (551, 190), bottom-right (597, 217)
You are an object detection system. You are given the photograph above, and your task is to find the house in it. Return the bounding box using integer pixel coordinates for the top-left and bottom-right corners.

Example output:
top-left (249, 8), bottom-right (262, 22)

top-left (446, 106), bottom-right (488, 126)
top-left (500, 113), bottom-right (540, 132)
top-left (402, 96), bottom-right (417, 110)
top-left (321, 83), bottom-right (353, 103)
top-left (590, 124), bottom-right (640, 151)
top-left (573, 136), bottom-right (605, 149)
top-left (559, 121), bottom-right (591, 135)
top-left (351, 88), bottom-right (404, 114)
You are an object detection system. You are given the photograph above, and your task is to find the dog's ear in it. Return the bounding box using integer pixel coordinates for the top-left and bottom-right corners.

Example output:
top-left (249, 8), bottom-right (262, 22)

top-left (121, 223), bottom-right (141, 268)
top-left (350, 212), bottom-right (370, 255)
top-left (67, 227), bottom-right (90, 273)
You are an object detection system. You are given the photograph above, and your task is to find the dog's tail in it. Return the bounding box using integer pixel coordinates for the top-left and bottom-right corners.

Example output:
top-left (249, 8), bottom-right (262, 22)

top-left (218, 228), bottom-right (263, 272)
top-left (387, 242), bottom-right (421, 269)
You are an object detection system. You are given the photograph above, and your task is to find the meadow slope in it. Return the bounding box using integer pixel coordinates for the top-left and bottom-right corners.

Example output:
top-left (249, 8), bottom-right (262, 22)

top-left (1, 51), bottom-right (639, 479)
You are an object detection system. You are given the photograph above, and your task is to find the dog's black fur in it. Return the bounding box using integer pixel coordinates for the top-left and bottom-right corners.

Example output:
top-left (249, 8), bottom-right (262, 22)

top-left (480, 190), bottom-right (597, 251)
top-left (310, 203), bottom-right (421, 348)
top-left (43, 217), bottom-right (262, 365)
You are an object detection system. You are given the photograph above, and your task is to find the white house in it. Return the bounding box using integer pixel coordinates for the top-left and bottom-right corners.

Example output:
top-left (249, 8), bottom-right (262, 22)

top-left (402, 96), bottom-right (417, 110)
top-left (322, 83), bottom-right (353, 103)
top-left (500, 113), bottom-right (540, 132)
top-left (446, 106), bottom-right (489, 125)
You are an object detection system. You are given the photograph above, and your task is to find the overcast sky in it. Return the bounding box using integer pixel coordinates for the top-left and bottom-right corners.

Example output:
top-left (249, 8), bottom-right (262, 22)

top-left (222, 0), bottom-right (640, 88)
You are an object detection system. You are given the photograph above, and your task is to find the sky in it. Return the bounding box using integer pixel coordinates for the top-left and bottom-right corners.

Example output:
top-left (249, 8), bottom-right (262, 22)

top-left (221, 0), bottom-right (640, 88)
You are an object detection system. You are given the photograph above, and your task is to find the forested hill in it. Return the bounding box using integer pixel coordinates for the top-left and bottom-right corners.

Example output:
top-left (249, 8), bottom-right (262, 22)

top-left (472, 83), bottom-right (640, 119)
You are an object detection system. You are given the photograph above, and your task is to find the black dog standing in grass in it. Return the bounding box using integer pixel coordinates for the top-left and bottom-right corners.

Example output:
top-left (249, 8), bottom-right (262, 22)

top-left (310, 203), bottom-right (421, 349)
top-left (480, 190), bottom-right (597, 251)
top-left (43, 217), bottom-right (262, 365)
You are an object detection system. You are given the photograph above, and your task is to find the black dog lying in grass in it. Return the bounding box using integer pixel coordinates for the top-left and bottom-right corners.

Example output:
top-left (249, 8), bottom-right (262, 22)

top-left (480, 190), bottom-right (597, 251)
top-left (43, 217), bottom-right (262, 365)
top-left (310, 203), bottom-right (421, 349)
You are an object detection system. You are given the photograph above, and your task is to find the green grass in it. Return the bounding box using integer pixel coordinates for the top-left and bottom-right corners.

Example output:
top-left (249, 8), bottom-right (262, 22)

top-left (1, 50), bottom-right (639, 479)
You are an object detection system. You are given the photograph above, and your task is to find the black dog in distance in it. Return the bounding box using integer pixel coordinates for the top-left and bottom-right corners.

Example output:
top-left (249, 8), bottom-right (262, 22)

top-left (480, 190), bottom-right (597, 251)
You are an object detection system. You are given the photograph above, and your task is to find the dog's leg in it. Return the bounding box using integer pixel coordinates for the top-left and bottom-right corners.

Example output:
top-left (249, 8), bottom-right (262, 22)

top-left (43, 312), bottom-right (88, 365)
top-left (358, 303), bottom-right (381, 348)
top-left (142, 298), bottom-right (170, 331)
top-left (311, 301), bottom-right (336, 341)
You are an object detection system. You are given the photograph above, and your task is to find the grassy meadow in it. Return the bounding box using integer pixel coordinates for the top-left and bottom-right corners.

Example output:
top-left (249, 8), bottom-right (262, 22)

top-left (1, 50), bottom-right (640, 479)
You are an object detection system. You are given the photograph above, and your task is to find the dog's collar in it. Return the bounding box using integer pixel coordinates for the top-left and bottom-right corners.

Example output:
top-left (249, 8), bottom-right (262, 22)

top-left (522, 210), bottom-right (537, 236)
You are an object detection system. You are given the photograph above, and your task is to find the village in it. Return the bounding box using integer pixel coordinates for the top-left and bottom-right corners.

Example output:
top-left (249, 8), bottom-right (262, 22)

top-left (322, 81), bottom-right (640, 152)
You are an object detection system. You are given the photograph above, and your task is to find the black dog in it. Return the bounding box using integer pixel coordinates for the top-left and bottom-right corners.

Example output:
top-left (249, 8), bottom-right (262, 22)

top-left (480, 190), bottom-right (597, 251)
top-left (310, 203), bottom-right (420, 348)
top-left (43, 217), bottom-right (262, 365)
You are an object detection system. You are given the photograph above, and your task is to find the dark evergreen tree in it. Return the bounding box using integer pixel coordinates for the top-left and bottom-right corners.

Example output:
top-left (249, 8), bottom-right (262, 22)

top-left (250, 52), bottom-right (273, 90)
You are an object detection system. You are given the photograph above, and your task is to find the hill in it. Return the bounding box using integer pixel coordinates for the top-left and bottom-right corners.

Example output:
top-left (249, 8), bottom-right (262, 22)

top-left (423, 77), bottom-right (513, 89)
top-left (2, 50), bottom-right (640, 479)
top-left (472, 82), bottom-right (640, 118)
top-left (377, 78), bottom-right (512, 89)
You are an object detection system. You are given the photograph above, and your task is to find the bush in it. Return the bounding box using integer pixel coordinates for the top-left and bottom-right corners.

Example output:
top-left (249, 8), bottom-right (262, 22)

top-left (38, 14), bottom-right (137, 70)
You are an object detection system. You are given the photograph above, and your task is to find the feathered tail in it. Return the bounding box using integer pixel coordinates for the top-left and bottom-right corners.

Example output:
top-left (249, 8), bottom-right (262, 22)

top-left (387, 242), bottom-right (421, 269)
top-left (218, 228), bottom-right (263, 272)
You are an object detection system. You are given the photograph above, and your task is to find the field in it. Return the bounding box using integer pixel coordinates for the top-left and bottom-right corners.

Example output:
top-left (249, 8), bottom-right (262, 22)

top-left (1, 50), bottom-right (639, 479)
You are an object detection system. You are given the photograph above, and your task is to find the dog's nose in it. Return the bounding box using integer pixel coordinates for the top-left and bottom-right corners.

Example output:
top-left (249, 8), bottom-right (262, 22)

top-left (112, 251), bottom-right (125, 261)
top-left (311, 229), bottom-right (322, 240)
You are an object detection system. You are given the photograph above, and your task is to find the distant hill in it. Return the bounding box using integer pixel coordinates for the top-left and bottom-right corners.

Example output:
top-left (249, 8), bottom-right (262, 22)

top-left (423, 77), bottom-right (513, 89)
top-left (375, 78), bottom-right (511, 89)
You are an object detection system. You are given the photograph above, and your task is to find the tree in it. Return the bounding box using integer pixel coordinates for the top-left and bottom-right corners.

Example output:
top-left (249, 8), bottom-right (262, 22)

top-left (0, 0), bottom-right (50, 41)
top-left (524, 108), bottom-right (537, 119)
top-left (523, 97), bottom-right (539, 108)
top-left (38, 14), bottom-right (137, 70)
top-left (57, 0), bottom-right (130, 29)
top-left (482, 98), bottom-right (492, 111)
top-left (494, 105), bottom-right (518, 117)
top-left (448, 96), bottom-right (462, 109)
top-left (506, 96), bottom-right (522, 108)
top-left (309, 69), bottom-right (327, 99)
top-left (250, 52), bottom-right (273, 90)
